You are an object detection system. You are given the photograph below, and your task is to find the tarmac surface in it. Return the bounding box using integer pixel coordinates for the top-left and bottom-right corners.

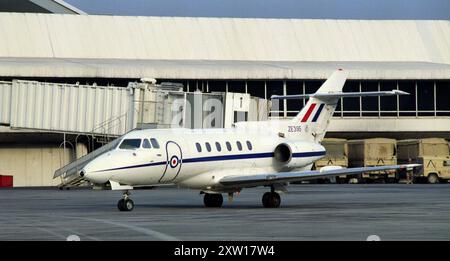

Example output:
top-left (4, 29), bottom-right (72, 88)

top-left (1, 184), bottom-right (450, 241)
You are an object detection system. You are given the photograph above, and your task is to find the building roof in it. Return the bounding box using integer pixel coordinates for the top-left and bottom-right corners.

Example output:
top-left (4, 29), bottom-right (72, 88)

top-left (1, 58), bottom-right (449, 80)
top-left (0, 0), bottom-right (85, 14)
top-left (0, 13), bottom-right (449, 79)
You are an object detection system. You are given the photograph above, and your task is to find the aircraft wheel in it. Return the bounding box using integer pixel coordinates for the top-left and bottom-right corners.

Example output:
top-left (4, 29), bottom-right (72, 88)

top-left (118, 198), bottom-right (134, 211)
top-left (262, 192), bottom-right (281, 208)
top-left (203, 193), bottom-right (223, 207)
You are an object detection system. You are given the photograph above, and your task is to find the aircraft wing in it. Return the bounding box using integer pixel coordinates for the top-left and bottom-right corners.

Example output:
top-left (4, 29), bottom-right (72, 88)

top-left (219, 164), bottom-right (421, 188)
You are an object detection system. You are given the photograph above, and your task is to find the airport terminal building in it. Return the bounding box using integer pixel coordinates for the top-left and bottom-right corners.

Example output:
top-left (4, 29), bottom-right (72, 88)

top-left (0, 0), bottom-right (449, 186)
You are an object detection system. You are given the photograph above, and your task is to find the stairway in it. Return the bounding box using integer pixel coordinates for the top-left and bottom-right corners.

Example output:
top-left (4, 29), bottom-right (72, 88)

top-left (54, 135), bottom-right (123, 189)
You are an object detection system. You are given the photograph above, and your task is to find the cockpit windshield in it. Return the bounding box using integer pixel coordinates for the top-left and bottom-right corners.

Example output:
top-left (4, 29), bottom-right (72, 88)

top-left (119, 139), bottom-right (142, 150)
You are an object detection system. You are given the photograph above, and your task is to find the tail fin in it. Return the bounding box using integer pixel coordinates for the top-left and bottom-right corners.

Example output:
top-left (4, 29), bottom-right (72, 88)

top-left (291, 69), bottom-right (347, 142)
top-left (271, 69), bottom-right (408, 142)
top-left (289, 69), bottom-right (347, 127)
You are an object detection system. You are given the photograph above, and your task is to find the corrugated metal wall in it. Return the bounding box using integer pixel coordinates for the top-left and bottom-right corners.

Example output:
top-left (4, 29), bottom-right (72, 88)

top-left (0, 13), bottom-right (449, 64)
top-left (9, 80), bottom-right (135, 136)
top-left (0, 13), bottom-right (449, 79)
top-left (0, 81), bottom-right (11, 125)
top-left (0, 146), bottom-right (72, 187)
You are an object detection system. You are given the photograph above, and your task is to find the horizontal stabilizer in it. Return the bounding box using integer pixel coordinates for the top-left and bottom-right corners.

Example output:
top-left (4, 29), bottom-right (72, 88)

top-left (271, 90), bottom-right (409, 100)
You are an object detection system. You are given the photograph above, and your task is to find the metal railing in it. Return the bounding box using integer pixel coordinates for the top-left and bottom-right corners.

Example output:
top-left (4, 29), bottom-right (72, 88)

top-left (54, 112), bottom-right (133, 188)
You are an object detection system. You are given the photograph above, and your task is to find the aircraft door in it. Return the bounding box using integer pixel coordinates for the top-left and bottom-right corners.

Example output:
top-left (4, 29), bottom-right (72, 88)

top-left (159, 141), bottom-right (183, 183)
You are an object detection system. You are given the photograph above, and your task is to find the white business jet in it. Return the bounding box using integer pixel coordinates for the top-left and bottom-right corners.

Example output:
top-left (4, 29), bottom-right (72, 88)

top-left (80, 69), bottom-right (419, 211)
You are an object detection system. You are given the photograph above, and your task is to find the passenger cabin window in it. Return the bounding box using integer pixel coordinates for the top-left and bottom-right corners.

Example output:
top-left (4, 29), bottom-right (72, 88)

top-left (196, 143), bottom-right (202, 152)
top-left (205, 142), bottom-right (212, 152)
top-left (142, 139), bottom-right (152, 149)
top-left (246, 141), bottom-right (253, 150)
top-left (236, 141), bottom-right (242, 151)
top-left (150, 138), bottom-right (160, 149)
top-left (119, 139), bottom-right (141, 150)
top-left (226, 142), bottom-right (232, 151)
top-left (215, 142), bottom-right (222, 152)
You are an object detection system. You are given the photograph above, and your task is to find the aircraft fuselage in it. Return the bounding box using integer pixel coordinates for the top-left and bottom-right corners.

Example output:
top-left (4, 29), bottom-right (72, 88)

top-left (82, 127), bottom-right (326, 192)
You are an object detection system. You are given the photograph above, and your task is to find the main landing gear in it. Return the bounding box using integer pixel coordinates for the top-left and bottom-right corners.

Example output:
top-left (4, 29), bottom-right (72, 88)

top-left (118, 190), bottom-right (134, 211)
top-left (203, 193), bottom-right (223, 208)
top-left (202, 188), bottom-right (282, 208)
top-left (262, 186), bottom-right (281, 208)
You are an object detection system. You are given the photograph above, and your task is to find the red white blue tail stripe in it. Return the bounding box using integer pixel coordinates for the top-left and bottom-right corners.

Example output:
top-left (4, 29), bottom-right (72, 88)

top-left (300, 103), bottom-right (324, 123)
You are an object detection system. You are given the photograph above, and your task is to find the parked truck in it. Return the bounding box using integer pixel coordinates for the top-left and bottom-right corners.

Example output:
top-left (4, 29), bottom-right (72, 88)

top-left (347, 138), bottom-right (398, 183)
top-left (397, 138), bottom-right (450, 184)
top-left (314, 138), bottom-right (348, 183)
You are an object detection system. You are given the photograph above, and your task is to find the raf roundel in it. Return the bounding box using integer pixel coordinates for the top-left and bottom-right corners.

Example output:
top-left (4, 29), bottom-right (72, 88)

top-left (169, 155), bottom-right (180, 168)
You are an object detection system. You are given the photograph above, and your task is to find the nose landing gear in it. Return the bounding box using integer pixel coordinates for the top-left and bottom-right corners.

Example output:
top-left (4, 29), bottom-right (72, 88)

top-left (118, 190), bottom-right (134, 211)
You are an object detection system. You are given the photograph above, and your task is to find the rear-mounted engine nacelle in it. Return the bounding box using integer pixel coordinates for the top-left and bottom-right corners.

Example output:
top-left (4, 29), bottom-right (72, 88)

top-left (274, 143), bottom-right (293, 163)
top-left (274, 141), bottom-right (325, 169)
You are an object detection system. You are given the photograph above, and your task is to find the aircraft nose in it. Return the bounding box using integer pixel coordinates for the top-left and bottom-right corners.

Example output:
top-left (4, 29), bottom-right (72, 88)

top-left (79, 169), bottom-right (93, 181)
top-left (79, 155), bottom-right (115, 184)
top-left (79, 167), bottom-right (107, 184)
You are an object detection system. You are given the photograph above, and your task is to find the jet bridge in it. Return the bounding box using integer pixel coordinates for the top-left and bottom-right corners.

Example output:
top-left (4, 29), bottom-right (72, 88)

top-left (0, 80), bottom-right (138, 136)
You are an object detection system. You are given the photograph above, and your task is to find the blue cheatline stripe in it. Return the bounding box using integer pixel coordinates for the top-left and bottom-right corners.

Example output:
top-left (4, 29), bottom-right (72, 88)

top-left (311, 103), bottom-right (325, 122)
top-left (94, 161), bottom-right (166, 172)
top-left (183, 152), bottom-right (274, 163)
top-left (293, 151), bottom-right (326, 157)
top-left (94, 151), bottom-right (326, 172)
